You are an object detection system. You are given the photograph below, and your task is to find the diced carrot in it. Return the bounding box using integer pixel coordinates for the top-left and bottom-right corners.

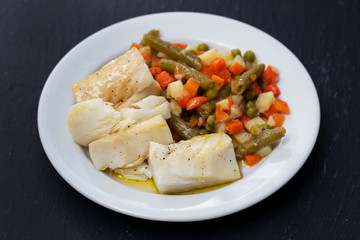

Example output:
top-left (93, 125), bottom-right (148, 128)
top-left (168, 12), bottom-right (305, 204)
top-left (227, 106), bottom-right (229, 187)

top-left (184, 78), bottom-right (200, 97)
top-left (186, 96), bottom-right (210, 110)
top-left (176, 92), bottom-right (192, 108)
top-left (215, 105), bottom-right (229, 122)
top-left (130, 42), bottom-right (143, 50)
top-left (156, 71), bottom-right (174, 88)
top-left (216, 69), bottom-right (232, 84)
top-left (264, 83), bottom-right (281, 96)
top-left (250, 81), bottom-right (261, 96)
top-left (226, 120), bottom-right (244, 134)
top-left (210, 58), bottom-right (226, 73)
top-left (274, 98), bottom-right (290, 114)
top-left (262, 65), bottom-right (279, 84)
top-left (174, 67), bottom-right (184, 81)
top-left (149, 67), bottom-right (162, 77)
top-left (262, 104), bottom-right (278, 119)
top-left (244, 154), bottom-right (261, 166)
top-left (189, 116), bottom-right (199, 127)
top-left (229, 62), bottom-right (245, 75)
top-left (200, 65), bottom-right (214, 78)
top-left (141, 52), bottom-right (152, 61)
top-left (272, 113), bottom-right (285, 127)
top-left (151, 57), bottom-right (161, 67)
top-left (211, 74), bottom-right (225, 90)
top-left (171, 43), bottom-right (188, 49)
top-left (196, 51), bottom-right (205, 55)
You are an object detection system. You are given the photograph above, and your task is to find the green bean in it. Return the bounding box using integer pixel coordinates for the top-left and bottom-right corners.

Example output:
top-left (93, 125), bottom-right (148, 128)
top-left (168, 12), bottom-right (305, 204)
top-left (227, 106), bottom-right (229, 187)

top-left (159, 59), bottom-right (216, 90)
top-left (142, 31), bottom-right (202, 70)
top-left (235, 127), bottom-right (286, 159)
top-left (205, 89), bottom-right (218, 99)
top-left (196, 100), bottom-right (216, 117)
top-left (243, 50), bottom-right (256, 62)
top-left (231, 49), bottom-right (241, 57)
top-left (199, 129), bottom-right (209, 135)
top-left (167, 114), bottom-right (199, 140)
top-left (231, 64), bottom-right (265, 95)
top-left (205, 115), bottom-right (216, 132)
top-left (233, 75), bottom-right (241, 80)
top-left (261, 124), bottom-right (272, 130)
top-left (218, 85), bottom-right (231, 99)
top-left (197, 43), bottom-right (209, 51)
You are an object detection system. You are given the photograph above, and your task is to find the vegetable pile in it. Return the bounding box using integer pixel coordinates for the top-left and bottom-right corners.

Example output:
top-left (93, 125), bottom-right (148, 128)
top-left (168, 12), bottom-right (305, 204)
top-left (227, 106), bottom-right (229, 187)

top-left (135, 30), bottom-right (289, 166)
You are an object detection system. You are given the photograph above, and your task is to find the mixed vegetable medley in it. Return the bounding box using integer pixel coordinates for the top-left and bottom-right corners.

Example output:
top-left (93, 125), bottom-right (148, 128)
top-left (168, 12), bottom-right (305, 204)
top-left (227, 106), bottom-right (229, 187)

top-left (139, 30), bottom-right (289, 166)
top-left (67, 30), bottom-right (289, 194)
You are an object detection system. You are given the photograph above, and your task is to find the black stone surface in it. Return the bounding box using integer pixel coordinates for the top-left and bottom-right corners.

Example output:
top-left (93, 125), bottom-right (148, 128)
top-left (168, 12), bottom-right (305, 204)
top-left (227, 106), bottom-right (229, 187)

top-left (1, 0), bottom-right (359, 239)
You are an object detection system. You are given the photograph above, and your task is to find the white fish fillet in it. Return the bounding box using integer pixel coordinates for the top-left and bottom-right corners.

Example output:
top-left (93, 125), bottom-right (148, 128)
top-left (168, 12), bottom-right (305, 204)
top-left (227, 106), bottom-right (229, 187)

top-left (148, 132), bottom-right (241, 193)
top-left (67, 98), bottom-right (130, 146)
top-left (72, 48), bottom-right (161, 109)
top-left (89, 115), bottom-right (173, 170)
top-left (113, 162), bottom-right (152, 181)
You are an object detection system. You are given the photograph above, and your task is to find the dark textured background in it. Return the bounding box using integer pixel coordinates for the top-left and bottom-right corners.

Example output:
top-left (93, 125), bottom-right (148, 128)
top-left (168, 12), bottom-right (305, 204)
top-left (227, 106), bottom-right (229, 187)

top-left (1, 0), bottom-right (359, 239)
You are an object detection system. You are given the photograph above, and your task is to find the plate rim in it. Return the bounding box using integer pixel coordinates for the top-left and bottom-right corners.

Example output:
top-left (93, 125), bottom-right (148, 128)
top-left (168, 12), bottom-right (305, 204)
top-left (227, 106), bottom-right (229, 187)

top-left (38, 11), bottom-right (320, 222)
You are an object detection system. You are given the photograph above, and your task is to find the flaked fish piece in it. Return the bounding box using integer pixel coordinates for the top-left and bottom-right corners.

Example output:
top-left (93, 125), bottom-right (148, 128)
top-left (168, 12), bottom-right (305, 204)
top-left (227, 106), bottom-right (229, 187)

top-left (113, 162), bottom-right (152, 181)
top-left (72, 48), bottom-right (161, 108)
top-left (89, 115), bottom-right (173, 170)
top-left (148, 132), bottom-right (241, 194)
top-left (67, 98), bottom-right (133, 146)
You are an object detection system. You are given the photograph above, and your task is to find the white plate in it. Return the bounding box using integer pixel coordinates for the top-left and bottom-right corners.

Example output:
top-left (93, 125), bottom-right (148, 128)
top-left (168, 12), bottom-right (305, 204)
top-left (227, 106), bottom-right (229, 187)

top-left (38, 12), bottom-right (320, 222)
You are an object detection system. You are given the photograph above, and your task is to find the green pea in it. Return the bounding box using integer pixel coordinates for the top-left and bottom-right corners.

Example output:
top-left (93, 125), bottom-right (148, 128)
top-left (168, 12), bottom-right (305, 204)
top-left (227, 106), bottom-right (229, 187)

top-left (197, 43), bottom-right (209, 51)
top-left (261, 124), bottom-right (272, 130)
top-left (145, 60), bottom-right (151, 68)
top-left (205, 115), bottom-right (216, 132)
top-left (231, 49), bottom-right (241, 57)
top-left (243, 89), bottom-right (256, 100)
top-left (250, 125), bottom-right (261, 136)
top-left (243, 50), bottom-right (256, 62)
top-left (205, 89), bottom-right (218, 99)
top-left (199, 129), bottom-right (209, 135)
top-left (245, 106), bottom-right (258, 118)
top-left (245, 100), bottom-right (256, 109)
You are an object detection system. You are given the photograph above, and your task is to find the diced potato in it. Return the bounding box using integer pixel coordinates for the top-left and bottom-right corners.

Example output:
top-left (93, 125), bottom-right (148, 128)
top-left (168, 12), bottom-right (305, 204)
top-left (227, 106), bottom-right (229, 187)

top-left (169, 100), bottom-right (182, 116)
top-left (215, 122), bottom-right (227, 133)
top-left (256, 145), bottom-right (272, 158)
top-left (256, 92), bottom-right (275, 113)
top-left (139, 46), bottom-right (151, 55)
top-left (217, 50), bottom-right (234, 67)
top-left (244, 116), bottom-right (266, 131)
top-left (166, 81), bottom-right (184, 99)
top-left (231, 95), bottom-right (243, 105)
top-left (267, 115), bottom-right (276, 127)
top-left (198, 49), bottom-right (219, 65)
top-left (216, 98), bottom-right (231, 110)
top-left (232, 130), bottom-right (252, 144)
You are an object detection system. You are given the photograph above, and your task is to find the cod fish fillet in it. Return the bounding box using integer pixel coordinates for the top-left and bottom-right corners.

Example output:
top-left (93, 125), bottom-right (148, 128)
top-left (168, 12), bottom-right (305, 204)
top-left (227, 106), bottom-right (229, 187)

top-left (148, 132), bottom-right (241, 194)
top-left (72, 48), bottom-right (161, 109)
top-left (89, 115), bottom-right (173, 170)
top-left (67, 98), bottom-right (132, 146)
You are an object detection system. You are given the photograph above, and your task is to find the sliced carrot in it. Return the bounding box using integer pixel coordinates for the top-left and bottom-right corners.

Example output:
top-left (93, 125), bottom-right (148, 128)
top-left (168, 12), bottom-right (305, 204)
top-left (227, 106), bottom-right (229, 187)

top-left (215, 105), bottom-right (229, 122)
top-left (156, 71), bottom-right (174, 89)
top-left (229, 62), bottom-right (245, 75)
top-left (176, 92), bottom-right (192, 108)
top-left (244, 154), bottom-right (261, 166)
top-left (196, 51), bottom-right (205, 55)
top-left (211, 74), bottom-right (225, 90)
top-left (184, 78), bottom-right (200, 97)
top-left (262, 104), bottom-right (278, 119)
top-left (274, 98), bottom-right (290, 114)
top-left (262, 65), bottom-right (279, 84)
top-left (210, 58), bottom-right (226, 73)
top-left (171, 43), bottom-right (188, 49)
top-left (149, 67), bottom-right (162, 77)
top-left (151, 57), bottom-right (161, 67)
top-left (226, 120), bottom-right (244, 134)
top-left (130, 42), bottom-right (143, 50)
top-left (189, 116), bottom-right (199, 127)
top-left (250, 81), bottom-right (261, 96)
top-left (216, 69), bottom-right (232, 84)
top-left (200, 65), bottom-right (214, 78)
top-left (272, 113), bottom-right (285, 127)
top-left (264, 83), bottom-right (280, 96)
top-left (186, 96), bottom-right (210, 110)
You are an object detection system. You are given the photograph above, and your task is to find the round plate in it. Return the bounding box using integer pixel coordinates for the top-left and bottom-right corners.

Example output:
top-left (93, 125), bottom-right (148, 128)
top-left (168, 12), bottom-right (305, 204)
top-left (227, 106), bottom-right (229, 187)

top-left (38, 12), bottom-right (320, 222)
